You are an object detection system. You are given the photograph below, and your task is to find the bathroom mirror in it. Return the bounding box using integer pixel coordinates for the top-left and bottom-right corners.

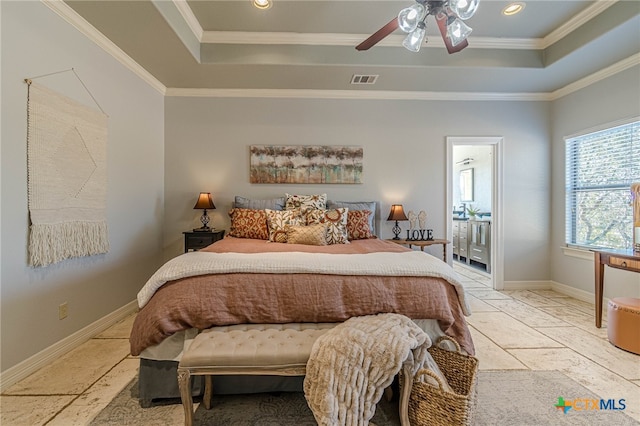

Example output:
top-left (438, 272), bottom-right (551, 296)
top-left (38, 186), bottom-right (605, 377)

top-left (460, 168), bottom-right (474, 202)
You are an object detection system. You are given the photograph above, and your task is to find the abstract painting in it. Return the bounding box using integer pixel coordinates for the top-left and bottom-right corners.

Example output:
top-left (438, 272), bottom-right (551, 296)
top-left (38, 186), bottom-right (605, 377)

top-left (250, 145), bottom-right (363, 184)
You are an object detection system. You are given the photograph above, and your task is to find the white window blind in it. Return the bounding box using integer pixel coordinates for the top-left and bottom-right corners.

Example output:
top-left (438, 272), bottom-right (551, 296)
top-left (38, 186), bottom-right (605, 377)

top-left (565, 120), bottom-right (640, 250)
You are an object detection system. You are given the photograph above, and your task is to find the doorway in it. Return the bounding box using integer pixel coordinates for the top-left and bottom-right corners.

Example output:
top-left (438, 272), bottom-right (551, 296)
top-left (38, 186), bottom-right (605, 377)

top-left (446, 137), bottom-right (503, 290)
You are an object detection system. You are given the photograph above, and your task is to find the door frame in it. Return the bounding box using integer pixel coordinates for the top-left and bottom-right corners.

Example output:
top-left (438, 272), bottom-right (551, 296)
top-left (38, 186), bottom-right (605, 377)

top-left (446, 137), bottom-right (504, 290)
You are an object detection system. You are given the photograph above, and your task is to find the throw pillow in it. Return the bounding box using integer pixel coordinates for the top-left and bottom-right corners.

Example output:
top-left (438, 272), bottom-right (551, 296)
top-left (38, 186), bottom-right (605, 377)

top-left (228, 208), bottom-right (269, 240)
top-left (346, 210), bottom-right (374, 240)
top-left (285, 193), bottom-right (327, 212)
top-left (327, 200), bottom-right (377, 235)
top-left (234, 196), bottom-right (286, 211)
top-left (286, 224), bottom-right (328, 246)
top-left (306, 208), bottom-right (349, 245)
top-left (265, 208), bottom-right (304, 243)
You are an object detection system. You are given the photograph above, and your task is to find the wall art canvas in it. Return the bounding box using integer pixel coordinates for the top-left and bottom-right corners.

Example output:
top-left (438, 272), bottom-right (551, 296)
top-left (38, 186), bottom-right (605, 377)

top-left (250, 145), bottom-right (363, 184)
top-left (27, 82), bottom-right (109, 267)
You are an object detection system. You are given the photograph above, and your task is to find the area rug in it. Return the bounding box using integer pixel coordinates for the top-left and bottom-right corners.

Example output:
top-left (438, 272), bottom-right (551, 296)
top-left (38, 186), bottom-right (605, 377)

top-left (27, 82), bottom-right (109, 267)
top-left (91, 371), bottom-right (637, 425)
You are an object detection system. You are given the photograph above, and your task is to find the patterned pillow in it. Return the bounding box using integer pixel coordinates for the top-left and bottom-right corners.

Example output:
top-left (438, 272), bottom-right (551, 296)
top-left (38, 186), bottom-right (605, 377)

top-left (228, 208), bottom-right (268, 240)
top-left (285, 193), bottom-right (327, 212)
top-left (327, 200), bottom-right (376, 235)
top-left (265, 209), bottom-right (304, 243)
top-left (286, 224), bottom-right (328, 246)
top-left (347, 210), bottom-right (374, 240)
top-left (306, 208), bottom-right (349, 245)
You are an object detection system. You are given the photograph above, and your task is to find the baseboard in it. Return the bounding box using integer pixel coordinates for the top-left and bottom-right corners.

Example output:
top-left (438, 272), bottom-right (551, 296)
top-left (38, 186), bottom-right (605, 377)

top-left (0, 300), bottom-right (137, 392)
top-left (503, 280), bottom-right (552, 290)
top-left (550, 280), bottom-right (603, 305)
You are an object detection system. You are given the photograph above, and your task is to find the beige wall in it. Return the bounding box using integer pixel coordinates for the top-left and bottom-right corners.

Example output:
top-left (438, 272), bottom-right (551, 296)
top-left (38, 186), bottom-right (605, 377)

top-left (550, 66), bottom-right (640, 299)
top-left (1, 2), bottom-right (165, 371)
top-left (164, 97), bottom-right (551, 282)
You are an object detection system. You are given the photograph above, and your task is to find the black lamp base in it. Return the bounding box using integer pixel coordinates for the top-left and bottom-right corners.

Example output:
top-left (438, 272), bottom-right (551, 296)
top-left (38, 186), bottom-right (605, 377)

top-left (391, 221), bottom-right (402, 240)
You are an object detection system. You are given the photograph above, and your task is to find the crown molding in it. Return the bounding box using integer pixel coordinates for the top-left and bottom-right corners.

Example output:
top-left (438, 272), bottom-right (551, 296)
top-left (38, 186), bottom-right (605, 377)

top-left (542, 0), bottom-right (618, 48)
top-left (201, 31), bottom-right (542, 50)
top-left (165, 53), bottom-right (640, 102)
top-left (45, 0), bottom-right (634, 103)
top-left (550, 52), bottom-right (640, 100)
top-left (165, 87), bottom-right (551, 101)
top-left (173, 0), bottom-right (204, 41)
top-left (41, 0), bottom-right (166, 95)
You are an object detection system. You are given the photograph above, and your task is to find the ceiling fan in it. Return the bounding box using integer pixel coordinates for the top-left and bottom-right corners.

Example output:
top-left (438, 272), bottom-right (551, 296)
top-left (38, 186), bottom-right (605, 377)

top-left (356, 0), bottom-right (479, 53)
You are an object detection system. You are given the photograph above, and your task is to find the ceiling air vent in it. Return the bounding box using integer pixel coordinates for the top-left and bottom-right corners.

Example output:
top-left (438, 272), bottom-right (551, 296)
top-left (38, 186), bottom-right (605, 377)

top-left (351, 74), bottom-right (379, 85)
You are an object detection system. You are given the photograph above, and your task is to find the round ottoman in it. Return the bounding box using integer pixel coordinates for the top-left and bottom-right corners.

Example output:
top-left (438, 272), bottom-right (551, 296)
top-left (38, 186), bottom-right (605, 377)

top-left (607, 297), bottom-right (640, 355)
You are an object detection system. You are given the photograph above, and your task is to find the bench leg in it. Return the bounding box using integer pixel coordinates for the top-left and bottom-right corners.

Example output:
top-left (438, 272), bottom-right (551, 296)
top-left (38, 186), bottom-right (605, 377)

top-left (399, 365), bottom-right (412, 426)
top-left (177, 368), bottom-right (194, 426)
top-left (204, 375), bottom-right (213, 410)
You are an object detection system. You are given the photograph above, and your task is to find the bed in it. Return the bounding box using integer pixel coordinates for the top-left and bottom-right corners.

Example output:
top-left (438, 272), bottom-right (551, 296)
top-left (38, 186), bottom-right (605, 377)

top-left (130, 197), bottom-right (474, 404)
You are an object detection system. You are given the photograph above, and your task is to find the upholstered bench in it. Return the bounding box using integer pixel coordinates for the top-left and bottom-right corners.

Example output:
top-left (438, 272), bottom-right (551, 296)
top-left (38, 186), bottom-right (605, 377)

top-left (607, 297), bottom-right (640, 355)
top-left (177, 323), bottom-right (336, 426)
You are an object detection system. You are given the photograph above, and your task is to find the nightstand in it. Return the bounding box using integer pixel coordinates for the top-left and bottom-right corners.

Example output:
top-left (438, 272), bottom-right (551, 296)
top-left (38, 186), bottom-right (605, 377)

top-left (183, 230), bottom-right (225, 252)
top-left (386, 238), bottom-right (450, 263)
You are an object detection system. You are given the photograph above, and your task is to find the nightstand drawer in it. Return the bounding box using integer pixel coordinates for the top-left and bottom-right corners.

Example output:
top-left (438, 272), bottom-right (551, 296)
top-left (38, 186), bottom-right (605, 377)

top-left (186, 235), bottom-right (214, 249)
top-left (183, 230), bottom-right (225, 252)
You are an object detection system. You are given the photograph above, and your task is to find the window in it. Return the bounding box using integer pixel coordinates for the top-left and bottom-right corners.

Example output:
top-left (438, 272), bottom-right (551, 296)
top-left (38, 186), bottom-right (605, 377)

top-left (565, 120), bottom-right (639, 250)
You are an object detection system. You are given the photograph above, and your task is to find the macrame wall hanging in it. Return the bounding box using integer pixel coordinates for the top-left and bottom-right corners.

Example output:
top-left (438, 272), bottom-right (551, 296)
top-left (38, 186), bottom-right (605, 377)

top-left (25, 68), bottom-right (109, 267)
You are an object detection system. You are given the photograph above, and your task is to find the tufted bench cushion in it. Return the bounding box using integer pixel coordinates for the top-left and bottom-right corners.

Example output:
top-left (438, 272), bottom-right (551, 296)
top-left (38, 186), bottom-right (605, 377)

top-left (177, 323), bottom-right (336, 426)
top-left (180, 323), bottom-right (336, 370)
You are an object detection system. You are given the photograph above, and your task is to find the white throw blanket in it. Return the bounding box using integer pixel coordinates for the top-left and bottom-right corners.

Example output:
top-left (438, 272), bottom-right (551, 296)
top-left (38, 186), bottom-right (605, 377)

top-left (304, 313), bottom-right (431, 426)
top-left (137, 251), bottom-right (470, 315)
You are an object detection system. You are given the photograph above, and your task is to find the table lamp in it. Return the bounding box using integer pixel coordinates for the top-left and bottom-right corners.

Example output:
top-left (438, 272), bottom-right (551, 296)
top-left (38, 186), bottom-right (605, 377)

top-left (193, 192), bottom-right (216, 232)
top-left (387, 204), bottom-right (408, 240)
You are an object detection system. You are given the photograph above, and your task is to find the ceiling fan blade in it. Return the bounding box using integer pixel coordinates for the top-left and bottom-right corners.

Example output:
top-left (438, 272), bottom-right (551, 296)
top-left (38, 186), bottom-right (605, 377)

top-left (436, 14), bottom-right (468, 54)
top-left (356, 18), bottom-right (399, 51)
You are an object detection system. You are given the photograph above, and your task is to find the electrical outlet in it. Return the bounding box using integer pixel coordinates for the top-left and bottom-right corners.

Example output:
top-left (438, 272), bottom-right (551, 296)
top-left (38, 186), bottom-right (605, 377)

top-left (59, 302), bottom-right (68, 320)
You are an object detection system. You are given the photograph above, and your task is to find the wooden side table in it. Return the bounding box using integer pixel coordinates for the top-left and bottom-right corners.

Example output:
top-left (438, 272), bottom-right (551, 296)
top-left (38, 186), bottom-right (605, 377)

top-left (593, 248), bottom-right (640, 327)
top-left (386, 239), bottom-right (450, 263)
top-left (183, 230), bottom-right (225, 252)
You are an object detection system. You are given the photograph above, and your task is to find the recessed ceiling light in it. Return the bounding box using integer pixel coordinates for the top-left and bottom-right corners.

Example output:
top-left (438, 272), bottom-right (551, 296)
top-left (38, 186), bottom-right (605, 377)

top-left (253, 0), bottom-right (272, 10)
top-left (503, 2), bottom-right (525, 16)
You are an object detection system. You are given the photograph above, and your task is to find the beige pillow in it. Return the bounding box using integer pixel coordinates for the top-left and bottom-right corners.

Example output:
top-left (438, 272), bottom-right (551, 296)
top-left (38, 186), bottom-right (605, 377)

top-left (265, 208), bottom-right (304, 243)
top-left (286, 224), bottom-right (328, 246)
top-left (285, 193), bottom-right (327, 212)
top-left (306, 208), bottom-right (349, 244)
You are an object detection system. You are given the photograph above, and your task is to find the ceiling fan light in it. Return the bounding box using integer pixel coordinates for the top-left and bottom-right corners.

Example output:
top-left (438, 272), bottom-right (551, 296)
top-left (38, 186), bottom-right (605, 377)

top-left (450, 0), bottom-right (479, 20)
top-left (447, 18), bottom-right (472, 46)
top-left (398, 3), bottom-right (427, 33)
top-left (402, 23), bottom-right (427, 52)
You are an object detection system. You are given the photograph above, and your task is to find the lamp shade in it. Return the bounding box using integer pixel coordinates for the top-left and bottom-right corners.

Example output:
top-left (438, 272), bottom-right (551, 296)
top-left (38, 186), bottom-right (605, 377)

top-left (387, 204), bottom-right (409, 221)
top-left (193, 192), bottom-right (216, 210)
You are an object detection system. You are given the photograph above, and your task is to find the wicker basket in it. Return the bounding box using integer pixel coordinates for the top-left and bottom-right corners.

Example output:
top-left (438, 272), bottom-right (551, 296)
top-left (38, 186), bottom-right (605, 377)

top-left (407, 336), bottom-right (479, 426)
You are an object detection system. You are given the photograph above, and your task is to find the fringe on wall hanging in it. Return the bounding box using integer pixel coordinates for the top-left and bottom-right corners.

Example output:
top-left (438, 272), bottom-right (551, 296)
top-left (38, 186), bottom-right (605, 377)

top-left (25, 69), bottom-right (109, 266)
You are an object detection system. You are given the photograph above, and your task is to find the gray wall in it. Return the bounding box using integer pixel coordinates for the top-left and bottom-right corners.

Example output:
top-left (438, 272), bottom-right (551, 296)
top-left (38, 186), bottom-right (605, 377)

top-left (1, 2), bottom-right (165, 371)
top-left (164, 97), bottom-right (551, 281)
top-left (550, 66), bottom-right (640, 299)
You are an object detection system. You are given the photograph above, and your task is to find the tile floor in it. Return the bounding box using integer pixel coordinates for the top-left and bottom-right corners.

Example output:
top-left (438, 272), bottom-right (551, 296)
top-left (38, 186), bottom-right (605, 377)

top-left (2, 262), bottom-right (639, 425)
